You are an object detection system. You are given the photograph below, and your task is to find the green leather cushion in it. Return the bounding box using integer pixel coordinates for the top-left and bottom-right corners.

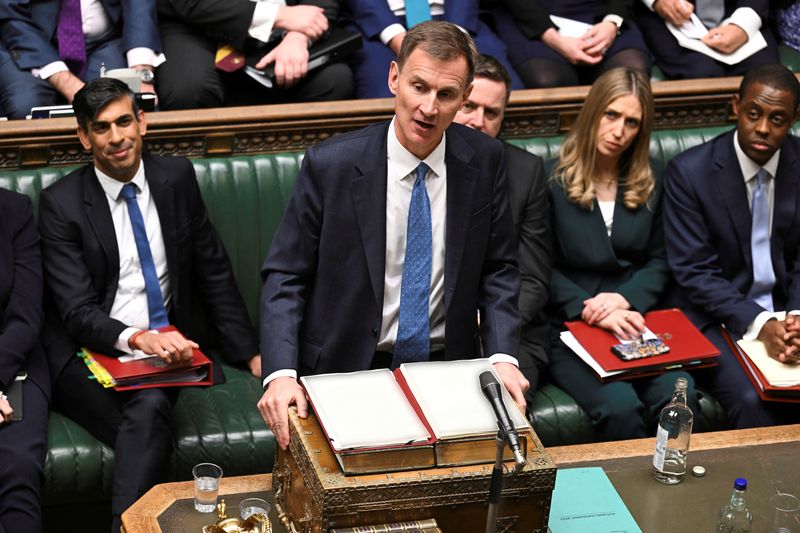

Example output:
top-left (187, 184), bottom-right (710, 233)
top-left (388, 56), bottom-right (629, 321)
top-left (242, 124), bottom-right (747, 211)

top-left (43, 364), bottom-right (274, 505)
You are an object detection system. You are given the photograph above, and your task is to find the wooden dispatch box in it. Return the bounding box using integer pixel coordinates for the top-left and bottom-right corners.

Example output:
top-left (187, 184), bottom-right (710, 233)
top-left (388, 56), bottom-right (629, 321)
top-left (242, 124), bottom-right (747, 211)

top-left (273, 408), bottom-right (556, 533)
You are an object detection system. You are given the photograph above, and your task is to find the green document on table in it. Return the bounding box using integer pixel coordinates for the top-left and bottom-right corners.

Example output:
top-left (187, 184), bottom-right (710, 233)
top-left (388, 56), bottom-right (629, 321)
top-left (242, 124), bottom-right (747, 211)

top-left (548, 467), bottom-right (642, 533)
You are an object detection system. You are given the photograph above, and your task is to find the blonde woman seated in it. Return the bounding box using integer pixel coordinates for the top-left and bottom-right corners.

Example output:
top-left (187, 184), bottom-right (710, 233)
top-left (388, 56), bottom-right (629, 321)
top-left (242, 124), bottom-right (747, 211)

top-left (546, 67), bottom-right (699, 441)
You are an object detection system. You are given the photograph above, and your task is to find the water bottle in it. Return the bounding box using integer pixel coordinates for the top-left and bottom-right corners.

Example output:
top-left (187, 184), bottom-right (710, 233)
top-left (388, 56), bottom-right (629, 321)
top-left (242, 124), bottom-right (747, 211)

top-left (652, 377), bottom-right (693, 484)
top-left (715, 478), bottom-right (753, 532)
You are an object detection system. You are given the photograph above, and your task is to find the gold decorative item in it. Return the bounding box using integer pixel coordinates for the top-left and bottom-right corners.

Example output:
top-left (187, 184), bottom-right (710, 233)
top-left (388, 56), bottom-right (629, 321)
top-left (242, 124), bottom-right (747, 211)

top-left (202, 499), bottom-right (272, 533)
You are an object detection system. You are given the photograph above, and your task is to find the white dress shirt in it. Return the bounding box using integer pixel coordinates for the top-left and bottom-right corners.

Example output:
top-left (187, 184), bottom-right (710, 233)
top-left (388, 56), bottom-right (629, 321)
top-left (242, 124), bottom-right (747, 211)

top-left (36, 0), bottom-right (165, 79)
top-left (95, 163), bottom-right (170, 353)
top-left (249, 0), bottom-right (286, 43)
top-left (731, 133), bottom-right (796, 340)
top-left (263, 118), bottom-right (517, 387)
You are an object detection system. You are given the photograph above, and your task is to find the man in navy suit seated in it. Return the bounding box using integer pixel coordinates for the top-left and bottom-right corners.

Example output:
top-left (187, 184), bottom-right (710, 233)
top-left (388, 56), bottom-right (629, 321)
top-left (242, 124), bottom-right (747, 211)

top-left (664, 64), bottom-right (800, 428)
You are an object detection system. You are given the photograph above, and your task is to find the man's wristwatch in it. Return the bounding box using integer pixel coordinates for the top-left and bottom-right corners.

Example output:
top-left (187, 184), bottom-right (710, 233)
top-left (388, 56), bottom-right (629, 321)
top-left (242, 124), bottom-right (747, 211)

top-left (137, 69), bottom-right (155, 84)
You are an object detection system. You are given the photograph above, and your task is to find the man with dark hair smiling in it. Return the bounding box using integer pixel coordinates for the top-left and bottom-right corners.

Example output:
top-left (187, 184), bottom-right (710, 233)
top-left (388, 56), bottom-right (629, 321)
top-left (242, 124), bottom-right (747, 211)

top-left (259, 21), bottom-right (528, 450)
top-left (664, 63), bottom-right (800, 429)
top-left (453, 54), bottom-right (550, 402)
top-left (38, 77), bottom-right (259, 532)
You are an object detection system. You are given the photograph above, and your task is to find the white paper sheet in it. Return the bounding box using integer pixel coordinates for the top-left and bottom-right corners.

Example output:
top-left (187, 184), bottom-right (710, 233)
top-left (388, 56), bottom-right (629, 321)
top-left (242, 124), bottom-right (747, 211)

top-left (666, 23), bottom-right (767, 65)
top-left (678, 14), bottom-right (708, 40)
top-left (560, 331), bottom-right (625, 379)
top-left (550, 15), bottom-right (592, 38)
top-left (399, 359), bottom-right (528, 439)
top-left (301, 369), bottom-right (430, 451)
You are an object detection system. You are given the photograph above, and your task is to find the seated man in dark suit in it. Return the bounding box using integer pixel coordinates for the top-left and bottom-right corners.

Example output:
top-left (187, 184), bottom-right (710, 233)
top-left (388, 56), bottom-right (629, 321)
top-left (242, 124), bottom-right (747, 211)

top-left (453, 54), bottom-right (550, 403)
top-left (258, 21), bottom-right (529, 449)
top-left (0, 0), bottom-right (162, 119)
top-left (38, 78), bottom-right (259, 532)
top-left (155, 0), bottom-right (353, 109)
top-left (664, 64), bottom-right (800, 428)
top-left (634, 0), bottom-right (779, 79)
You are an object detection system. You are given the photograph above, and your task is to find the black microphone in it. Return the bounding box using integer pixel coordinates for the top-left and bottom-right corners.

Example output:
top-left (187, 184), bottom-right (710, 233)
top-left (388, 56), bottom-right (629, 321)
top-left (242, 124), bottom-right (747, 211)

top-left (479, 371), bottom-right (525, 466)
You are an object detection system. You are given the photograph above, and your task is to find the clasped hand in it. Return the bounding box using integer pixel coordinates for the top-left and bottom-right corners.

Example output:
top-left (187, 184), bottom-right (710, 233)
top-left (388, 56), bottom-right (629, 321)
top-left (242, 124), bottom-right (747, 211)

top-left (542, 21), bottom-right (617, 66)
top-left (582, 292), bottom-right (645, 340)
top-left (758, 315), bottom-right (800, 364)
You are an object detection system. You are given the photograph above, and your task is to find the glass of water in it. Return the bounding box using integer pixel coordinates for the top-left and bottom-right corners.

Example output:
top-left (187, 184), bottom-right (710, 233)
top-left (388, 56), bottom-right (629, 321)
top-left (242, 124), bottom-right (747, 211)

top-left (771, 492), bottom-right (800, 533)
top-left (192, 463), bottom-right (223, 513)
top-left (239, 497), bottom-right (270, 520)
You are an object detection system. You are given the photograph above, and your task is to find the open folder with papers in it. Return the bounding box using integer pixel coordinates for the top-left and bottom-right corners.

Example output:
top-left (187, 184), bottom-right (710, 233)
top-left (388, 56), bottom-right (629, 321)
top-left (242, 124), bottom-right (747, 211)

top-left (300, 359), bottom-right (531, 475)
top-left (722, 319), bottom-right (800, 403)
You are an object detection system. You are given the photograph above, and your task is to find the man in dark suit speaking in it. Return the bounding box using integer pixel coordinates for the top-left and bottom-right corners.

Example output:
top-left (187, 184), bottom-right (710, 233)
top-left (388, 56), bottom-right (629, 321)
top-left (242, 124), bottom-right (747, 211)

top-left (664, 64), bottom-right (800, 429)
top-left (38, 78), bottom-right (259, 531)
top-left (452, 54), bottom-right (550, 402)
top-left (259, 21), bottom-right (529, 449)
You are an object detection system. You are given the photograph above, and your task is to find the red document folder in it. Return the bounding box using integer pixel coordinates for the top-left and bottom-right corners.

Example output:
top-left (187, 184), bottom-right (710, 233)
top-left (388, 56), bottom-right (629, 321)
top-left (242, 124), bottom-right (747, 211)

top-left (721, 329), bottom-right (800, 403)
top-left (565, 308), bottom-right (720, 376)
top-left (83, 326), bottom-right (213, 391)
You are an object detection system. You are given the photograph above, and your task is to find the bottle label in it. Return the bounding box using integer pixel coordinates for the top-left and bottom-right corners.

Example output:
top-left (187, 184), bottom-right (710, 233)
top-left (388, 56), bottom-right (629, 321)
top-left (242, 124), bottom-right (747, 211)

top-left (653, 425), bottom-right (668, 471)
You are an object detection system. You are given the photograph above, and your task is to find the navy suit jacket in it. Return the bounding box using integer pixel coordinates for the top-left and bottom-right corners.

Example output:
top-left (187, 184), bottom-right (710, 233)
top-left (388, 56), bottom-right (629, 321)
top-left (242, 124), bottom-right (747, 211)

top-left (0, 189), bottom-right (48, 396)
top-left (663, 130), bottom-right (800, 337)
top-left (260, 121), bottom-right (520, 378)
top-left (38, 154), bottom-right (258, 382)
top-left (0, 0), bottom-right (161, 70)
top-left (347, 0), bottom-right (479, 39)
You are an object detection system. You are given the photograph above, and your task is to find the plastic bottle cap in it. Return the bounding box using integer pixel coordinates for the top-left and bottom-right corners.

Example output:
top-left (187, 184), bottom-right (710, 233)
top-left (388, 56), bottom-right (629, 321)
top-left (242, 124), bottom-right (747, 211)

top-left (691, 465), bottom-right (706, 477)
top-left (734, 477), bottom-right (748, 490)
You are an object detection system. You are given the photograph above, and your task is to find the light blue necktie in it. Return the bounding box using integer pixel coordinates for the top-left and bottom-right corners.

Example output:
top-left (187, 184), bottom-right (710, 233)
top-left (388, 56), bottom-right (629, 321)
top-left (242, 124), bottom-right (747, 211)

top-left (748, 168), bottom-right (775, 311)
top-left (393, 163), bottom-right (432, 368)
top-left (120, 183), bottom-right (170, 328)
top-left (405, 0), bottom-right (431, 29)
top-left (695, 0), bottom-right (724, 29)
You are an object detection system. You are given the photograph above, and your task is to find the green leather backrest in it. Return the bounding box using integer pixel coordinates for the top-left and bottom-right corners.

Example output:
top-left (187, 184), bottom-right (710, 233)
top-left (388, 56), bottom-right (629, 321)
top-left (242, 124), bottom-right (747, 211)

top-left (2, 123), bottom-right (797, 329)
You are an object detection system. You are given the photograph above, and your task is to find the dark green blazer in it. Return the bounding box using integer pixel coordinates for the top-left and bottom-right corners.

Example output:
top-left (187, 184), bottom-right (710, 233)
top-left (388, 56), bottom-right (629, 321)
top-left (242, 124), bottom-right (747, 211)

top-left (546, 159), bottom-right (669, 322)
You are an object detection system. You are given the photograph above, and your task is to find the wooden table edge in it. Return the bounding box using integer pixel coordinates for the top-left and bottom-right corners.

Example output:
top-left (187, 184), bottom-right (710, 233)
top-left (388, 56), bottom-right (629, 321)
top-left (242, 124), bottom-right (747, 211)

top-left (121, 473), bottom-right (272, 533)
top-left (546, 423), bottom-right (800, 465)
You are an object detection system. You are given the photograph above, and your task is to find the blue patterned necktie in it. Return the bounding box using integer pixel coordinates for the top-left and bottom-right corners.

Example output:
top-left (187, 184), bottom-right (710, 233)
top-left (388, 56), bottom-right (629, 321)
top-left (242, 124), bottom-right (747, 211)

top-left (392, 163), bottom-right (432, 368)
top-left (57, 0), bottom-right (87, 77)
top-left (120, 183), bottom-right (170, 328)
top-left (404, 0), bottom-right (431, 29)
top-left (748, 168), bottom-right (775, 311)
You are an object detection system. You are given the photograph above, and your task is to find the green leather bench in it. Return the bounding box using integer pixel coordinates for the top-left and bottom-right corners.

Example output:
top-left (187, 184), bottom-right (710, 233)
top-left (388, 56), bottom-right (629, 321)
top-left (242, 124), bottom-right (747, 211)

top-left (2, 121), bottom-right (792, 524)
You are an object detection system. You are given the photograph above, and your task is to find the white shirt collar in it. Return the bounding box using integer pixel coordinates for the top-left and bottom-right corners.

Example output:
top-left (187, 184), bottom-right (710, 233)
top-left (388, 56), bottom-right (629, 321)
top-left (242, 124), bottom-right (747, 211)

top-left (95, 161), bottom-right (146, 202)
top-left (387, 117), bottom-right (447, 182)
top-left (733, 131), bottom-right (780, 182)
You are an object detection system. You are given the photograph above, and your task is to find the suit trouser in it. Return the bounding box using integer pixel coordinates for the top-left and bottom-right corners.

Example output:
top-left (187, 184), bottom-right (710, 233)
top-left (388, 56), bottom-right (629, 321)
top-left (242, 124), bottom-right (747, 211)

top-left (548, 330), bottom-right (700, 442)
top-left (53, 355), bottom-right (177, 530)
top-left (0, 379), bottom-right (49, 533)
top-left (0, 37), bottom-right (126, 120)
top-left (694, 326), bottom-right (800, 429)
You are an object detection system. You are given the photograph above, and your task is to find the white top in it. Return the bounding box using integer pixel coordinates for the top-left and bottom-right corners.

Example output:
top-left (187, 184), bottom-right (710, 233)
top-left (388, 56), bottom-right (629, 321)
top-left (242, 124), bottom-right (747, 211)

top-left (597, 200), bottom-right (615, 236)
top-left (95, 163), bottom-right (170, 354)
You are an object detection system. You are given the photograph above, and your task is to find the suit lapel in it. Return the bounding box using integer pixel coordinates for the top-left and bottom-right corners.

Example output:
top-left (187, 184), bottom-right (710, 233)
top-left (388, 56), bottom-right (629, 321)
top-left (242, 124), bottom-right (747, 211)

top-left (352, 128), bottom-right (389, 311)
top-left (144, 155), bottom-right (180, 307)
top-left (714, 133), bottom-right (752, 273)
top-left (444, 130), bottom-right (477, 311)
top-left (83, 167), bottom-right (119, 302)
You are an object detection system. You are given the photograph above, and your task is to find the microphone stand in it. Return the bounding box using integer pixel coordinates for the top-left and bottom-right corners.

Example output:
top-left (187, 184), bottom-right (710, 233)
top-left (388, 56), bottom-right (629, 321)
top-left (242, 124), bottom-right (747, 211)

top-left (485, 428), bottom-right (526, 533)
